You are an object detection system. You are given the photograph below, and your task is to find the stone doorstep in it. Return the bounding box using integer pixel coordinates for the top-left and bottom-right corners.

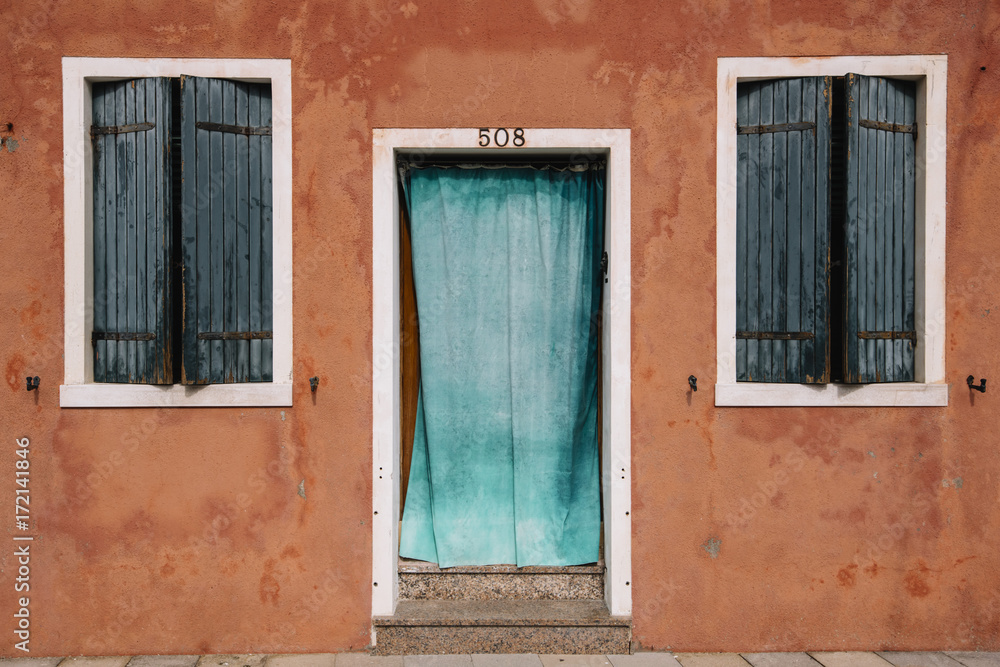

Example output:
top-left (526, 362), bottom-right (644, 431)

top-left (398, 571), bottom-right (605, 602)
top-left (397, 558), bottom-right (607, 602)
top-left (373, 625), bottom-right (632, 656)
top-left (372, 600), bottom-right (631, 656)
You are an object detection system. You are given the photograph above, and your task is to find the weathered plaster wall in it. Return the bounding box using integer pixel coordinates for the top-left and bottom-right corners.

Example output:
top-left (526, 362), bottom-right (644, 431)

top-left (1, 0), bottom-right (998, 656)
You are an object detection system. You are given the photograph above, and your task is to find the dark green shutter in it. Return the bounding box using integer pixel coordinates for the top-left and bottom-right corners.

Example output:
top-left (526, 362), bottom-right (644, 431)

top-left (91, 78), bottom-right (173, 383)
top-left (179, 76), bottom-right (273, 384)
top-left (843, 74), bottom-right (916, 383)
top-left (736, 77), bottom-right (832, 383)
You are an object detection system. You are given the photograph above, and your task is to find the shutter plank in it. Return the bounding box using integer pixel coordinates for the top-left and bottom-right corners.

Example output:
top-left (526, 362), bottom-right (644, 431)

top-left (891, 83), bottom-right (904, 379)
top-left (236, 83), bottom-right (251, 382)
top-left (92, 84), bottom-right (109, 382)
top-left (125, 80), bottom-right (138, 382)
top-left (180, 75), bottom-right (200, 383)
top-left (875, 77), bottom-right (888, 381)
top-left (134, 80), bottom-right (148, 381)
top-left (223, 80), bottom-right (238, 382)
top-left (249, 86), bottom-right (263, 381)
top-left (772, 79), bottom-right (788, 381)
top-left (845, 74), bottom-right (860, 382)
top-left (196, 77), bottom-right (213, 383)
top-left (758, 83), bottom-right (774, 379)
top-left (261, 86), bottom-right (274, 382)
top-left (800, 77), bottom-right (818, 380)
top-left (745, 83), bottom-right (761, 381)
top-left (815, 76), bottom-right (832, 382)
top-left (114, 82), bottom-right (129, 382)
top-left (736, 88), bottom-right (749, 381)
top-left (105, 86), bottom-right (119, 382)
top-left (864, 76), bottom-right (878, 380)
top-left (902, 83), bottom-right (916, 380)
top-left (209, 79), bottom-right (226, 383)
top-left (851, 75), bottom-right (870, 382)
top-left (153, 77), bottom-right (172, 384)
top-left (786, 78), bottom-right (803, 381)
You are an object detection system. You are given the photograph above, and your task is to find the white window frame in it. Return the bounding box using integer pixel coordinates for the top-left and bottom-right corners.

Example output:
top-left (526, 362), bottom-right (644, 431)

top-left (716, 56), bottom-right (948, 407)
top-left (60, 57), bottom-right (293, 408)
top-left (371, 129), bottom-right (632, 618)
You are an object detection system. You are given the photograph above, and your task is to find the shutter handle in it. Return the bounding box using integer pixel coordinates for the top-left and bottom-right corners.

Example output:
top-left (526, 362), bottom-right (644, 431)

top-left (967, 375), bottom-right (987, 393)
top-left (688, 375), bottom-right (698, 392)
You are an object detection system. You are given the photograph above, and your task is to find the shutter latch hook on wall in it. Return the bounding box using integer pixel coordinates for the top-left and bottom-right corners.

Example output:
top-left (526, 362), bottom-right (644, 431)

top-left (25, 376), bottom-right (39, 391)
top-left (310, 376), bottom-right (319, 392)
top-left (967, 375), bottom-right (987, 393)
top-left (688, 375), bottom-right (698, 392)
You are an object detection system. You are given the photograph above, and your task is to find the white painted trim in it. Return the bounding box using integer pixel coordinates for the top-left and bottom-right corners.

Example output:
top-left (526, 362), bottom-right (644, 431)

top-left (371, 128), bottom-right (632, 618)
top-left (716, 382), bottom-right (948, 407)
top-left (60, 58), bottom-right (293, 407)
top-left (715, 56), bottom-right (948, 407)
top-left (60, 383), bottom-right (293, 408)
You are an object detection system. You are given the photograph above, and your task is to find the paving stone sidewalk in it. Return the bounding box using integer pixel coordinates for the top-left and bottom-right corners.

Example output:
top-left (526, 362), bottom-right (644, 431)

top-left (1, 652), bottom-right (998, 667)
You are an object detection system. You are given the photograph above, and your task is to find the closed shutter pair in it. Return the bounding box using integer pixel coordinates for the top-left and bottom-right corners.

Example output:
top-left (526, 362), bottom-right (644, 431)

top-left (91, 76), bottom-right (273, 385)
top-left (736, 74), bottom-right (916, 384)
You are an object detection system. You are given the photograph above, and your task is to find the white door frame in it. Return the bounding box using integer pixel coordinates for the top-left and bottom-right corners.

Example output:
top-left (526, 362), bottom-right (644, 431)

top-left (371, 128), bottom-right (632, 618)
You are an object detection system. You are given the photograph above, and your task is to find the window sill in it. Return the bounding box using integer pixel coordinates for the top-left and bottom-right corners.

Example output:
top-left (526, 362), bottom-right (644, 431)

top-left (60, 382), bottom-right (293, 408)
top-left (714, 382), bottom-right (949, 407)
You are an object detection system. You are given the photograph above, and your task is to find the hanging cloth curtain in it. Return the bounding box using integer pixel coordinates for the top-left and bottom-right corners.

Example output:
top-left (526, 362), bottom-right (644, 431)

top-left (399, 162), bottom-right (605, 568)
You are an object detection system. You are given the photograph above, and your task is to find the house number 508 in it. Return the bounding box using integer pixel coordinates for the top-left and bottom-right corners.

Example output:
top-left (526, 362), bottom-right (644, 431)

top-left (478, 128), bottom-right (525, 147)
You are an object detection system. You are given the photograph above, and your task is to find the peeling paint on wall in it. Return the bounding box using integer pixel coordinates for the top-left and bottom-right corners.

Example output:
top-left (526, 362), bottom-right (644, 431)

top-left (702, 537), bottom-right (721, 559)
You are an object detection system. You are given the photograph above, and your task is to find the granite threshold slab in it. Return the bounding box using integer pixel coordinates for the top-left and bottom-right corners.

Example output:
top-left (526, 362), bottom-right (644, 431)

top-left (374, 599), bottom-right (630, 626)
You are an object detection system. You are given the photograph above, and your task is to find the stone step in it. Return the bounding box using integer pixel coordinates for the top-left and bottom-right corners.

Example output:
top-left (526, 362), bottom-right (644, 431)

top-left (398, 559), bottom-right (605, 600)
top-left (372, 599), bottom-right (631, 655)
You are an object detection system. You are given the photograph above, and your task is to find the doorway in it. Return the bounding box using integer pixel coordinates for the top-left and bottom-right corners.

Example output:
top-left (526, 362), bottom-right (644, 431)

top-left (372, 129), bottom-right (632, 617)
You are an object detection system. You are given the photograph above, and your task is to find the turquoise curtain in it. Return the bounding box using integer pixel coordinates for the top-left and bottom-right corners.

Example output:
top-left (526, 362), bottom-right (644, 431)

top-left (398, 163), bottom-right (605, 568)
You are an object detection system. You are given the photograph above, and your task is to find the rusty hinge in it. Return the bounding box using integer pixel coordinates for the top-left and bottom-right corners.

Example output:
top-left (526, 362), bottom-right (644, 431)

top-left (858, 118), bottom-right (916, 138)
top-left (197, 331), bottom-right (273, 340)
top-left (737, 331), bottom-right (814, 340)
top-left (858, 330), bottom-right (916, 345)
top-left (92, 331), bottom-right (156, 346)
top-left (195, 121), bottom-right (272, 136)
top-left (737, 121), bottom-right (816, 135)
top-left (90, 122), bottom-right (156, 138)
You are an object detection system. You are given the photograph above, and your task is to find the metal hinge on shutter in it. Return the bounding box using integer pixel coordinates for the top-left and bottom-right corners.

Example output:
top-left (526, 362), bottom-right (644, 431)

top-left (737, 121), bottom-right (817, 135)
top-left (737, 331), bottom-right (815, 340)
top-left (194, 121), bottom-right (272, 136)
top-left (90, 122), bottom-right (155, 138)
top-left (857, 330), bottom-right (916, 346)
top-left (197, 331), bottom-right (273, 340)
top-left (858, 118), bottom-right (917, 139)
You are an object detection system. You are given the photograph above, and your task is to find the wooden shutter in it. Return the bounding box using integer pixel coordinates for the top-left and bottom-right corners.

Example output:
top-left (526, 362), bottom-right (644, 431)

top-left (179, 76), bottom-right (273, 384)
top-left (736, 77), bottom-right (832, 383)
top-left (91, 78), bottom-right (173, 383)
top-left (843, 74), bottom-right (916, 383)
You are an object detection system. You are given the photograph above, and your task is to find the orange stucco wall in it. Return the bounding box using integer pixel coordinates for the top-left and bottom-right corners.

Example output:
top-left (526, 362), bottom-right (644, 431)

top-left (2, 0), bottom-right (999, 656)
